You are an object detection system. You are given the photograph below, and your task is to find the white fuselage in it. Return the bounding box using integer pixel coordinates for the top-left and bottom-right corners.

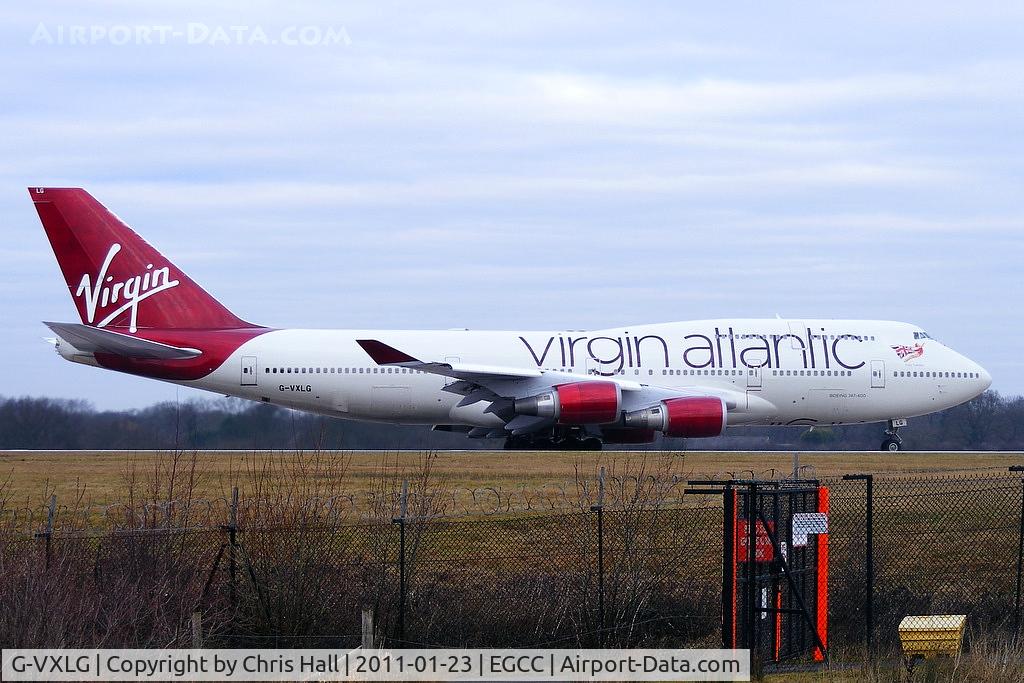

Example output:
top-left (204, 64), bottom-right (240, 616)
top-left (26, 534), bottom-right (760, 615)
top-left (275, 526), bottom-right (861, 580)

top-left (100, 318), bottom-right (989, 431)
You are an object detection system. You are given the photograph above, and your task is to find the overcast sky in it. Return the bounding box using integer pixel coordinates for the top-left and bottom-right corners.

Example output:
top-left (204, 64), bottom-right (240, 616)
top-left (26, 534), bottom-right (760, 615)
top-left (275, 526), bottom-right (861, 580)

top-left (2, 2), bottom-right (1022, 409)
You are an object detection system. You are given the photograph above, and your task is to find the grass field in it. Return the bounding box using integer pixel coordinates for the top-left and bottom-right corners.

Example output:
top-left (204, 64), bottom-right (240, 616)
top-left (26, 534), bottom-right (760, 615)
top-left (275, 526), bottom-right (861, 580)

top-left (1, 448), bottom-right (1020, 509)
top-left (3, 448), bottom-right (1022, 679)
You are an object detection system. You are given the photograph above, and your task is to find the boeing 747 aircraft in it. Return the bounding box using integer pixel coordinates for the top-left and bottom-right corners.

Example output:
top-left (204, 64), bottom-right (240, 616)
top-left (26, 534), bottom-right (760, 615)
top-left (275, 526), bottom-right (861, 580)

top-left (30, 188), bottom-right (991, 451)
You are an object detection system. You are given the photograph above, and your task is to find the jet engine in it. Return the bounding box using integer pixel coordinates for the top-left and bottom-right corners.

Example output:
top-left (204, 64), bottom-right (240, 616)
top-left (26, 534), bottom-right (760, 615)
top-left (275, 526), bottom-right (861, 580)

top-left (514, 381), bottom-right (621, 425)
top-left (622, 396), bottom-right (727, 438)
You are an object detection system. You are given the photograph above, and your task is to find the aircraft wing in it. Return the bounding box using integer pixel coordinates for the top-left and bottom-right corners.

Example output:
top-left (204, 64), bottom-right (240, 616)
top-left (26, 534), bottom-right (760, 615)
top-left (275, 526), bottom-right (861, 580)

top-left (44, 322), bottom-right (202, 360)
top-left (356, 339), bottom-right (643, 395)
top-left (356, 338), bottom-right (745, 435)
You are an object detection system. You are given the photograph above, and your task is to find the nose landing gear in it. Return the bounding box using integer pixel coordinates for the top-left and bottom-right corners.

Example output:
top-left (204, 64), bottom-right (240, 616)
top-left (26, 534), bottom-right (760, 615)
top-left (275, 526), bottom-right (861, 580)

top-left (881, 418), bottom-right (907, 451)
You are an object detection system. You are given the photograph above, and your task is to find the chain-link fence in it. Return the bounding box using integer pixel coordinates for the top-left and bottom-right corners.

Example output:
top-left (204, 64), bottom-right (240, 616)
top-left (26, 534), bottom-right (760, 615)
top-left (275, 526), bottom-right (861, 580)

top-left (1, 468), bottom-right (1022, 662)
top-left (827, 470), bottom-right (1023, 656)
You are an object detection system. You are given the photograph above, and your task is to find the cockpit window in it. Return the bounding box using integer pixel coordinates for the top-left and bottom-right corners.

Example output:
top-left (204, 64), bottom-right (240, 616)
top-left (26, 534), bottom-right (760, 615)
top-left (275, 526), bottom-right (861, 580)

top-left (913, 331), bottom-right (933, 340)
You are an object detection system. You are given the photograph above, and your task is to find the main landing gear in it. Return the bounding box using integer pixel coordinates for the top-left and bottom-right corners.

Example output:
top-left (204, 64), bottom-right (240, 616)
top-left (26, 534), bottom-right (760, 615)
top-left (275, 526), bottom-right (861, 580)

top-left (503, 428), bottom-right (603, 451)
top-left (881, 418), bottom-right (907, 452)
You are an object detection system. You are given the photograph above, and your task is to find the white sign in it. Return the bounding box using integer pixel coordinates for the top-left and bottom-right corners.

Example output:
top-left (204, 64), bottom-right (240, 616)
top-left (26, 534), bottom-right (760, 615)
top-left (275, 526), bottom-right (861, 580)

top-left (791, 512), bottom-right (828, 547)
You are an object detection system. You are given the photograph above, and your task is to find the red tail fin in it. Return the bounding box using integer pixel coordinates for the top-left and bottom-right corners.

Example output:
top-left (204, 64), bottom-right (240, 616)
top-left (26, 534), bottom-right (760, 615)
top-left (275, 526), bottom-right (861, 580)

top-left (29, 187), bottom-right (251, 332)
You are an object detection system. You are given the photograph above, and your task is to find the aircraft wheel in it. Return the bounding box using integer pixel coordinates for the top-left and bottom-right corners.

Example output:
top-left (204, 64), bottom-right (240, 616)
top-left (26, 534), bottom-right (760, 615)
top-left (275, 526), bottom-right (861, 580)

top-left (881, 438), bottom-right (902, 452)
top-left (581, 437), bottom-right (603, 451)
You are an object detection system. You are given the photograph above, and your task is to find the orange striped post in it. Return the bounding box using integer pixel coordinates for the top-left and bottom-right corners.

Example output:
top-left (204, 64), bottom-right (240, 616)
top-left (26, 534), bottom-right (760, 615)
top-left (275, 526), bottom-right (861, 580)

top-left (773, 585), bottom-right (782, 661)
top-left (723, 487), bottom-right (738, 649)
top-left (813, 485), bottom-right (830, 661)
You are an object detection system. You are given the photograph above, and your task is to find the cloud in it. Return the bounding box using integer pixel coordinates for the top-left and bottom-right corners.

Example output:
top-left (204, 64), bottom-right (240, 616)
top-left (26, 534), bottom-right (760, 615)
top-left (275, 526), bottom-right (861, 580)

top-left (1, 2), bottom-right (1022, 406)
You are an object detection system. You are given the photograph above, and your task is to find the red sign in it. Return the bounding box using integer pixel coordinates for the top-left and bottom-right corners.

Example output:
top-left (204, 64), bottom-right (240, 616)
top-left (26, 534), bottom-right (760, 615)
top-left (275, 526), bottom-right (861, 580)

top-left (736, 518), bottom-right (775, 562)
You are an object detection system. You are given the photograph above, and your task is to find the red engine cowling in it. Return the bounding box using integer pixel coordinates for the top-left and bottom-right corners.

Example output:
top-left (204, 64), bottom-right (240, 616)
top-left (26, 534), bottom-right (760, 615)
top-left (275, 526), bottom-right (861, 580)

top-left (622, 396), bottom-right (727, 438)
top-left (514, 381), bottom-right (621, 425)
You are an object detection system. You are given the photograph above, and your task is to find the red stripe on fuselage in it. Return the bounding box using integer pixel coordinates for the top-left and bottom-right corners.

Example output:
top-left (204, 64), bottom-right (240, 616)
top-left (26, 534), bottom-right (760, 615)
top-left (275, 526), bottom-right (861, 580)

top-left (93, 327), bottom-right (271, 381)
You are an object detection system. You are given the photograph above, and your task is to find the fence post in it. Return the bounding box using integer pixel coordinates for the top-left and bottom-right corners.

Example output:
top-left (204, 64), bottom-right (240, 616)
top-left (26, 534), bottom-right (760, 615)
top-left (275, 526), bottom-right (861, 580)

top-left (362, 607), bottom-right (375, 650)
top-left (34, 494), bottom-right (57, 570)
top-left (745, 481), bottom-right (757, 652)
top-left (590, 467), bottom-right (606, 646)
top-left (843, 474), bottom-right (874, 651)
top-left (1011, 466), bottom-right (1024, 643)
top-left (722, 485), bottom-right (737, 649)
top-left (229, 487), bottom-right (238, 611)
top-left (191, 611), bottom-right (204, 648)
top-left (392, 479), bottom-right (409, 644)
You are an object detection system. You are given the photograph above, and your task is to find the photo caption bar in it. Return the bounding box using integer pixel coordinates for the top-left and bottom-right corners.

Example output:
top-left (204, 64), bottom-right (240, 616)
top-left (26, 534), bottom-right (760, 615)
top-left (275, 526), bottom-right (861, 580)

top-left (2, 648), bottom-right (750, 681)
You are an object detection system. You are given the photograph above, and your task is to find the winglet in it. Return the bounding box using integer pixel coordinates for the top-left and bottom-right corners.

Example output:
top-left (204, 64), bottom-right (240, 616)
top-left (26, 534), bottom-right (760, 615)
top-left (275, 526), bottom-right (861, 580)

top-left (356, 339), bottom-right (420, 365)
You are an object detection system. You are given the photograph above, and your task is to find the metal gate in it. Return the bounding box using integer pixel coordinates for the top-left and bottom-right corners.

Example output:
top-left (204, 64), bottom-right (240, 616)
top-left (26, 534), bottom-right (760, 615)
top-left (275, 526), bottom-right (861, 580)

top-left (690, 479), bottom-right (830, 664)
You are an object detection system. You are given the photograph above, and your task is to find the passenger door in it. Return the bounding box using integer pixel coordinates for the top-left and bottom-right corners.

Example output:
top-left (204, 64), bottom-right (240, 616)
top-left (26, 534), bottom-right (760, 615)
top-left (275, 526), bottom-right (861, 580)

top-left (241, 356), bottom-right (257, 386)
top-left (870, 360), bottom-right (885, 389)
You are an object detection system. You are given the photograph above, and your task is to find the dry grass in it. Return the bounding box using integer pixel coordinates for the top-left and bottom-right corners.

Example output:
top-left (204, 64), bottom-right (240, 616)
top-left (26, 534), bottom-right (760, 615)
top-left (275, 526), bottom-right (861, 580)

top-left (1, 449), bottom-right (1020, 509)
top-left (1, 448), bottom-right (1020, 660)
top-left (765, 633), bottom-right (1024, 681)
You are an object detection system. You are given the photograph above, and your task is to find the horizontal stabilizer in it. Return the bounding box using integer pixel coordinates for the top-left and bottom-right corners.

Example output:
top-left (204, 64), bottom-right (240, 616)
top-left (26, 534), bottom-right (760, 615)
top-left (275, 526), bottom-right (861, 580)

top-left (44, 322), bottom-right (202, 360)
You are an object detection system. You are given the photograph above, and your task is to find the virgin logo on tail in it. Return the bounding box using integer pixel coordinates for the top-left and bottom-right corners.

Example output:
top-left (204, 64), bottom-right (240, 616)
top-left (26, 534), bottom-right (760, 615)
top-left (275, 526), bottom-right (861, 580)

top-left (75, 243), bottom-right (180, 333)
